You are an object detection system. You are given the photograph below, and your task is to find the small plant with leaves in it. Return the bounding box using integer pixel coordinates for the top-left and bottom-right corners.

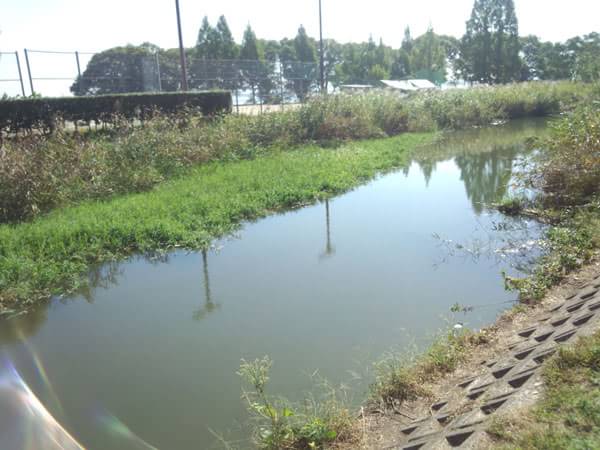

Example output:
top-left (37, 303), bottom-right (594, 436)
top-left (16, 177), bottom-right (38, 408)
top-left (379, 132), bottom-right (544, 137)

top-left (238, 357), bottom-right (353, 449)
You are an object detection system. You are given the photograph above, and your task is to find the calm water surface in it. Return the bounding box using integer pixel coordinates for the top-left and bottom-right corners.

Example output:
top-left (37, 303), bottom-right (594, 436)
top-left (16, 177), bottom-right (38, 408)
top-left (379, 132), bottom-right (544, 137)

top-left (1, 119), bottom-right (549, 449)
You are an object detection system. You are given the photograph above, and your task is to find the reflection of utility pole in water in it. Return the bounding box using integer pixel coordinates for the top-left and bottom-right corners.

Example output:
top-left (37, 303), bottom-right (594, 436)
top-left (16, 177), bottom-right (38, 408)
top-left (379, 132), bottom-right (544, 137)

top-left (193, 249), bottom-right (219, 320)
top-left (319, 199), bottom-right (335, 260)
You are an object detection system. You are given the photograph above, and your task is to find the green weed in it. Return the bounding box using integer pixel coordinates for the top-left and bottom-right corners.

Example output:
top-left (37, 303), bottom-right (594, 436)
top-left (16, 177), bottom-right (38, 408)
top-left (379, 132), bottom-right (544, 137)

top-left (370, 329), bottom-right (488, 408)
top-left (238, 357), bottom-right (355, 449)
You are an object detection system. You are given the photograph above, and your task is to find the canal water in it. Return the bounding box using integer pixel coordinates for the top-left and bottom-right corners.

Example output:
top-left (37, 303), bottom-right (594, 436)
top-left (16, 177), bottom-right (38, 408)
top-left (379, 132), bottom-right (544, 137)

top-left (0, 118), bottom-right (549, 449)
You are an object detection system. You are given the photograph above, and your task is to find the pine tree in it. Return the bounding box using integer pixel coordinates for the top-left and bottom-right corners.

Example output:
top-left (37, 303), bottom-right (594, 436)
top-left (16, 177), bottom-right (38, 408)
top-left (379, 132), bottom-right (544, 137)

top-left (240, 25), bottom-right (262, 102)
top-left (291, 25), bottom-right (317, 101)
top-left (294, 25), bottom-right (316, 63)
top-left (216, 15), bottom-right (238, 60)
top-left (196, 17), bottom-right (222, 60)
top-left (401, 26), bottom-right (413, 53)
top-left (240, 25), bottom-right (260, 60)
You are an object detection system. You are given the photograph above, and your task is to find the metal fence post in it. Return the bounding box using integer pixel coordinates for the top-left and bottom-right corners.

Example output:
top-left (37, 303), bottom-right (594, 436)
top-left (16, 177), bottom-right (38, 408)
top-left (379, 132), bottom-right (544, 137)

top-left (279, 61), bottom-right (285, 111)
top-left (15, 51), bottom-right (26, 97)
top-left (23, 49), bottom-right (34, 95)
top-left (155, 53), bottom-right (162, 92)
top-left (75, 51), bottom-right (82, 78)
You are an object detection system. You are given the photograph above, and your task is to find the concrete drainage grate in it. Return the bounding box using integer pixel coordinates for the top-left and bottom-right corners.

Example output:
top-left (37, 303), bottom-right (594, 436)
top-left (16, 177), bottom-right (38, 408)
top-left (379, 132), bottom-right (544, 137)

top-left (445, 428), bottom-right (476, 446)
top-left (390, 271), bottom-right (600, 448)
top-left (431, 400), bottom-right (447, 412)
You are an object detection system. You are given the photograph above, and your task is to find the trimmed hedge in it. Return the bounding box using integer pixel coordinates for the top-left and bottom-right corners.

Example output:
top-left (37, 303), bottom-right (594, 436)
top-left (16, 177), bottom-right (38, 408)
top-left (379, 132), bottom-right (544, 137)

top-left (0, 91), bottom-right (232, 133)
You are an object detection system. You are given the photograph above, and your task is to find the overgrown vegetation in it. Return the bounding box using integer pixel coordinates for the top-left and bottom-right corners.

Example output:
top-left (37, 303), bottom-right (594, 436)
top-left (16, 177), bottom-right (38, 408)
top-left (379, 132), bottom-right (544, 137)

top-left (504, 211), bottom-right (599, 301)
top-left (370, 329), bottom-right (490, 408)
top-left (238, 357), bottom-right (355, 449)
top-left (488, 330), bottom-right (600, 449)
top-left (0, 133), bottom-right (430, 313)
top-left (502, 105), bottom-right (600, 302)
top-left (1, 81), bottom-right (591, 223)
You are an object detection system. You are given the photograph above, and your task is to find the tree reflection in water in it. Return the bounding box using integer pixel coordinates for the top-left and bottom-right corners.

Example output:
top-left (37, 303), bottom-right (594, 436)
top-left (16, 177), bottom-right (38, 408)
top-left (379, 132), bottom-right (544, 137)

top-left (319, 199), bottom-right (335, 260)
top-left (193, 249), bottom-right (220, 321)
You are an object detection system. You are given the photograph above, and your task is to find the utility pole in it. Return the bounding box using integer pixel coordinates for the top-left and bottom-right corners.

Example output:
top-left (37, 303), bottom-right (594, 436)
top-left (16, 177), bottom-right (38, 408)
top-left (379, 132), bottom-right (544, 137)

top-left (318, 0), bottom-right (325, 94)
top-left (175, 0), bottom-right (189, 91)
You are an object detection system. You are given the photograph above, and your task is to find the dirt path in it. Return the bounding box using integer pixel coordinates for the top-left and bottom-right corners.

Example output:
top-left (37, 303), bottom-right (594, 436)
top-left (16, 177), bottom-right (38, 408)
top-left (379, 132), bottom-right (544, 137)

top-left (345, 259), bottom-right (600, 449)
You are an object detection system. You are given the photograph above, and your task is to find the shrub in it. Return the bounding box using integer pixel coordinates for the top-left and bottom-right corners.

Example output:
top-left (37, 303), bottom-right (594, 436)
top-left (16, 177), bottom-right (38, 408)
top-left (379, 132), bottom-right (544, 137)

top-left (0, 91), bottom-right (232, 133)
top-left (533, 106), bottom-right (600, 206)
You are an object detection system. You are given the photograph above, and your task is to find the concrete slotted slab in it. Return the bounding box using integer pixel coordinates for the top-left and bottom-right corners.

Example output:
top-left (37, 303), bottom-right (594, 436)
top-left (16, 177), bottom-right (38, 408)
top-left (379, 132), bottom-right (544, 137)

top-left (388, 269), bottom-right (600, 449)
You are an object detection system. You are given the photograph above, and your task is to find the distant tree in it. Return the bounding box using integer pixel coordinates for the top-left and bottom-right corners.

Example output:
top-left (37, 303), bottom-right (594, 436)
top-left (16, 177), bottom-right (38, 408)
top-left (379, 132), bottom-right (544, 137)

top-left (71, 43), bottom-right (163, 95)
top-left (411, 27), bottom-right (447, 84)
top-left (240, 24), bottom-right (262, 102)
top-left (294, 25), bottom-right (317, 63)
top-left (240, 25), bottom-right (260, 60)
top-left (215, 15), bottom-right (238, 60)
top-left (459, 0), bottom-right (521, 83)
top-left (323, 39), bottom-right (343, 88)
top-left (335, 44), bottom-right (361, 84)
top-left (401, 27), bottom-right (413, 53)
top-left (195, 16), bottom-right (220, 59)
top-left (520, 35), bottom-right (546, 80)
top-left (571, 33), bottom-right (600, 82)
top-left (287, 25), bottom-right (317, 101)
top-left (260, 40), bottom-right (282, 62)
top-left (191, 15), bottom-right (238, 89)
top-left (544, 42), bottom-right (573, 80)
top-left (368, 64), bottom-right (389, 82)
top-left (391, 49), bottom-right (411, 79)
top-left (157, 48), bottom-right (189, 91)
top-left (519, 34), bottom-right (596, 81)
top-left (362, 36), bottom-right (378, 72)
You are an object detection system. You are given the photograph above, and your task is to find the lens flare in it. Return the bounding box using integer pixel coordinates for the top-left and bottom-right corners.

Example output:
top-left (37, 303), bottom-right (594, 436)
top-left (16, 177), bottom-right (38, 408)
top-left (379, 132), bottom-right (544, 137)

top-left (95, 409), bottom-right (158, 450)
top-left (0, 358), bottom-right (83, 450)
top-left (14, 326), bottom-right (66, 420)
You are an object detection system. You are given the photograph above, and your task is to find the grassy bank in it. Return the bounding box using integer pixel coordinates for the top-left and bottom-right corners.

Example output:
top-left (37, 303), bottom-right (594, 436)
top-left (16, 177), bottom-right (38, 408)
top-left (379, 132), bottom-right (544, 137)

top-left (0, 133), bottom-right (432, 313)
top-left (489, 330), bottom-right (600, 449)
top-left (503, 106), bottom-right (600, 302)
top-left (1, 81), bottom-right (593, 223)
top-left (485, 103), bottom-right (600, 448)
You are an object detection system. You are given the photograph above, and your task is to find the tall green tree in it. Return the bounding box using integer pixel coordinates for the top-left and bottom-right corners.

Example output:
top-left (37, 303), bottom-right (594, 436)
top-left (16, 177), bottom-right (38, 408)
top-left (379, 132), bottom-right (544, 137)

top-left (195, 16), bottom-right (220, 59)
top-left (411, 27), bottom-right (447, 84)
top-left (288, 25), bottom-right (317, 100)
top-left (401, 27), bottom-right (413, 53)
top-left (459, 0), bottom-right (521, 83)
top-left (240, 24), bottom-right (262, 102)
top-left (294, 25), bottom-right (317, 63)
top-left (215, 15), bottom-right (238, 60)
top-left (391, 49), bottom-right (411, 79)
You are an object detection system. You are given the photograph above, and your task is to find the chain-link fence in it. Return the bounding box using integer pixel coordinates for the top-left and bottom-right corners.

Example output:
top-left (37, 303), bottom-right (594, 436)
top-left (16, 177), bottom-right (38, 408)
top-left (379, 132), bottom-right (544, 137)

top-left (0, 52), bottom-right (26, 97)
top-left (0, 49), bottom-right (320, 113)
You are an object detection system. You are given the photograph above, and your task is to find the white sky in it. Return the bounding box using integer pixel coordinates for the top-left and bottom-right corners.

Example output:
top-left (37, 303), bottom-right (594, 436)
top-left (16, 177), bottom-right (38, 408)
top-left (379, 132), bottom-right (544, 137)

top-left (1, 0), bottom-right (599, 96)
top-left (2, 0), bottom-right (599, 52)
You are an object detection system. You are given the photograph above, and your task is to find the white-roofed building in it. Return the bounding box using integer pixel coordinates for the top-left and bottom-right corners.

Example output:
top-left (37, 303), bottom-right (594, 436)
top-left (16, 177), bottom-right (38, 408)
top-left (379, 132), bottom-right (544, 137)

top-left (380, 79), bottom-right (437, 92)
